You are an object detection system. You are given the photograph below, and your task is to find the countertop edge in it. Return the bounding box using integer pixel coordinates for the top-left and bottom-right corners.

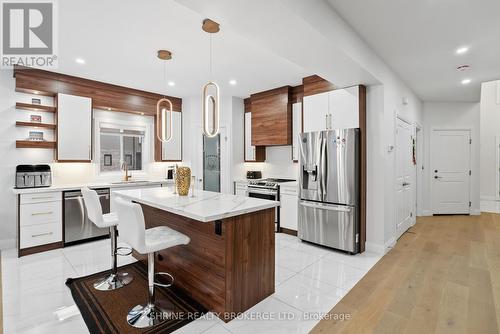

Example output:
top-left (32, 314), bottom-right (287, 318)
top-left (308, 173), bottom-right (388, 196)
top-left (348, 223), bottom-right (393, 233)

top-left (13, 180), bottom-right (173, 194)
top-left (115, 191), bottom-right (280, 223)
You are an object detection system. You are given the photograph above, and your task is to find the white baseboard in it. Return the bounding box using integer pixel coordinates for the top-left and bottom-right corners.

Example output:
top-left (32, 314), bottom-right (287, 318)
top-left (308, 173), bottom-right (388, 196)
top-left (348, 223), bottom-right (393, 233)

top-left (421, 210), bottom-right (433, 216)
top-left (385, 237), bottom-right (396, 250)
top-left (471, 209), bottom-right (481, 216)
top-left (365, 242), bottom-right (385, 254)
top-left (0, 238), bottom-right (15, 250)
top-left (481, 195), bottom-right (497, 201)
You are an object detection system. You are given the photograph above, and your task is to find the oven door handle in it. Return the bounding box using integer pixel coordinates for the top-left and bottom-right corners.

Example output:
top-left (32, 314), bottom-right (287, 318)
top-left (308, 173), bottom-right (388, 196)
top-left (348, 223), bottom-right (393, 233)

top-left (246, 188), bottom-right (278, 196)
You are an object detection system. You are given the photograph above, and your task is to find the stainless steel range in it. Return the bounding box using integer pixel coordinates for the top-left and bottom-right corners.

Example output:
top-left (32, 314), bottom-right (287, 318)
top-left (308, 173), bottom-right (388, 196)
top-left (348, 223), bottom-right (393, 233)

top-left (247, 178), bottom-right (295, 231)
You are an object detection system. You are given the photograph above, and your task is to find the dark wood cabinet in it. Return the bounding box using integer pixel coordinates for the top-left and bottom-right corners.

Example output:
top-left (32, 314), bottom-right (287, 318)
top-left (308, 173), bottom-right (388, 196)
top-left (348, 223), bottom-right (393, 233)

top-left (250, 86), bottom-right (292, 146)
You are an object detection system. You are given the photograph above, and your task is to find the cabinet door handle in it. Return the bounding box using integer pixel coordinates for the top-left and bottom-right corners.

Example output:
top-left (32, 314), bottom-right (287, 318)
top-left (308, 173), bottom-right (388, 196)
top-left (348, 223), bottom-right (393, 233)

top-left (328, 114), bottom-right (333, 129)
top-left (31, 211), bottom-right (53, 216)
top-left (31, 196), bottom-right (53, 200)
top-left (325, 114), bottom-right (328, 129)
top-left (31, 232), bottom-right (53, 238)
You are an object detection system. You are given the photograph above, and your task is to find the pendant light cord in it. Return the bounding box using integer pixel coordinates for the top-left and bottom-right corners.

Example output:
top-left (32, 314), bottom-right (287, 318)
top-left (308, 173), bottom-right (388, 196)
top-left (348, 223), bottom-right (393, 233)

top-left (163, 60), bottom-right (167, 98)
top-left (209, 34), bottom-right (213, 80)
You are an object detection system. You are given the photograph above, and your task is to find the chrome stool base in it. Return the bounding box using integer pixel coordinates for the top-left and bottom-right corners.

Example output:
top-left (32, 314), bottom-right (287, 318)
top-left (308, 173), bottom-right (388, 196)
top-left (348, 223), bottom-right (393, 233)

top-left (93, 271), bottom-right (133, 291)
top-left (126, 302), bottom-right (173, 328)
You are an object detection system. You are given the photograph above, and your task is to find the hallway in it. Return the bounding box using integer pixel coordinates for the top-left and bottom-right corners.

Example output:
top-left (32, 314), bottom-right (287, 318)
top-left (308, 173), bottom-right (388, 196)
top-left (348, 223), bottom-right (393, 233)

top-left (312, 214), bottom-right (500, 333)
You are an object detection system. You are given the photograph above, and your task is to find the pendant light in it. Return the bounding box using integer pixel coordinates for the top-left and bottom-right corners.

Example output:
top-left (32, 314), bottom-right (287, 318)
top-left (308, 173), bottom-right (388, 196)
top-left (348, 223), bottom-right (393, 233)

top-left (202, 19), bottom-right (220, 138)
top-left (156, 49), bottom-right (173, 143)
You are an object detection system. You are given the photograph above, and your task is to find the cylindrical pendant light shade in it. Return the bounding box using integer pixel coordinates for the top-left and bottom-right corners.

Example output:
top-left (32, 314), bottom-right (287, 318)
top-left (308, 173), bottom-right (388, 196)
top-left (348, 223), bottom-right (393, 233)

top-left (156, 98), bottom-right (173, 142)
top-left (202, 81), bottom-right (220, 138)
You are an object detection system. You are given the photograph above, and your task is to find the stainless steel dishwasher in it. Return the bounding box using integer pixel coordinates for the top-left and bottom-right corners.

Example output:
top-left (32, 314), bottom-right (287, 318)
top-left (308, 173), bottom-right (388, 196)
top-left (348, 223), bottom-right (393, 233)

top-left (64, 188), bottom-right (110, 246)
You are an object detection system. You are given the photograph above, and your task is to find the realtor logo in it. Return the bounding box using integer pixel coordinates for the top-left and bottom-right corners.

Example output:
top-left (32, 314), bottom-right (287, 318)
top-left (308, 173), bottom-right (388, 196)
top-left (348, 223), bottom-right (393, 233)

top-left (1, 0), bottom-right (58, 68)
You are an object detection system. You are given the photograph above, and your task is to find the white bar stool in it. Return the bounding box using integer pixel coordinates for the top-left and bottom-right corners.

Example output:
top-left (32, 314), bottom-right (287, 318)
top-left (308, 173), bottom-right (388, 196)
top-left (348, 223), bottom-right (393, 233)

top-left (81, 187), bottom-right (133, 291)
top-left (114, 197), bottom-right (190, 329)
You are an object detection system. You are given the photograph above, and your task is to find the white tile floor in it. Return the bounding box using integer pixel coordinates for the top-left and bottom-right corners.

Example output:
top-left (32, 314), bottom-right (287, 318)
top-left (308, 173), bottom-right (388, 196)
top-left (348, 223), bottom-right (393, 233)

top-left (1, 234), bottom-right (382, 334)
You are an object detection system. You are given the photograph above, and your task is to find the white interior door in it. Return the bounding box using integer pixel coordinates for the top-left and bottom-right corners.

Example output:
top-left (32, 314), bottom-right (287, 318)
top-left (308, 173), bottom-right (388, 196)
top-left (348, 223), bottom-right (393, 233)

top-left (395, 118), bottom-right (414, 240)
top-left (431, 129), bottom-right (471, 214)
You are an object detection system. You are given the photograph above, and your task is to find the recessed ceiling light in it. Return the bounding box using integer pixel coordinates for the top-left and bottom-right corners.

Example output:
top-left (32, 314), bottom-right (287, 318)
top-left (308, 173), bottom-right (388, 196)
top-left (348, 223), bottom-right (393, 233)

top-left (140, 112), bottom-right (145, 115)
top-left (75, 58), bottom-right (85, 64)
top-left (33, 91), bottom-right (39, 95)
top-left (229, 79), bottom-right (237, 86)
top-left (456, 46), bottom-right (469, 55)
top-left (461, 79), bottom-right (471, 85)
top-left (167, 81), bottom-right (175, 87)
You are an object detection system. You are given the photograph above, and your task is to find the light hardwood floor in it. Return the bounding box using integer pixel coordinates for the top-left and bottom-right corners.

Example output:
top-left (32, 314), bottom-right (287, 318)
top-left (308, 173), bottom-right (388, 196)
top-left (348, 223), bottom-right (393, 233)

top-left (311, 214), bottom-right (500, 334)
top-left (0, 251), bottom-right (3, 334)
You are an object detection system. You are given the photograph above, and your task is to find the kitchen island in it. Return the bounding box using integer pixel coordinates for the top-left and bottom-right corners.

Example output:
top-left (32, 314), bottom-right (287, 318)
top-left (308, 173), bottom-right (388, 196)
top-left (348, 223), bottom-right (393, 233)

top-left (113, 187), bottom-right (279, 321)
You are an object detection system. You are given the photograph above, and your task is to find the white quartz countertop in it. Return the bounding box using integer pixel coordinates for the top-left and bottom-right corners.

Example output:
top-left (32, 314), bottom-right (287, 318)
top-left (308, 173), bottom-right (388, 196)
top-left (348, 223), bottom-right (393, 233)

top-left (12, 179), bottom-right (173, 194)
top-left (114, 187), bottom-right (280, 222)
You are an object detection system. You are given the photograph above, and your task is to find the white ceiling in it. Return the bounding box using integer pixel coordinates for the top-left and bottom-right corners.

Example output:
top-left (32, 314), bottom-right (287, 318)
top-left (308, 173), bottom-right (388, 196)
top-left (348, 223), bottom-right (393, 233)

top-left (56, 0), bottom-right (308, 99)
top-left (327, 0), bottom-right (500, 102)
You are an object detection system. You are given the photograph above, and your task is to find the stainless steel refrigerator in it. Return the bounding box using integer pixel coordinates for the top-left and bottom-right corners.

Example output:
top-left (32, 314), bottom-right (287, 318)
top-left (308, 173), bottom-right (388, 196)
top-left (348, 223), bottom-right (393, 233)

top-left (298, 129), bottom-right (360, 254)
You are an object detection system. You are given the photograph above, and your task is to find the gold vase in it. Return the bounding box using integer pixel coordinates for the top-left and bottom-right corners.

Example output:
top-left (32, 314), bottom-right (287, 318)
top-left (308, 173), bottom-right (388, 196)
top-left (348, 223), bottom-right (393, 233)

top-left (176, 167), bottom-right (191, 196)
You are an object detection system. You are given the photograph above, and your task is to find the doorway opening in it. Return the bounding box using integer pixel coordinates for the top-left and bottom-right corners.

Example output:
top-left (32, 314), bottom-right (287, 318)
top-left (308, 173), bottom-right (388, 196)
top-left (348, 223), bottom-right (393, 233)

top-left (395, 116), bottom-right (414, 240)
top-left (430, 129), bottom-right (471, 215)
top-left (203, 134), bottom-right (221, 192)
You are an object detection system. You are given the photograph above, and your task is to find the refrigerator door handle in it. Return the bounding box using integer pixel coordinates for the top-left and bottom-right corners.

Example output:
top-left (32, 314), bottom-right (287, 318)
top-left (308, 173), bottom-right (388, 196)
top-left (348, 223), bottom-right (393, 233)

top-left (319, 134), bottom-right (327, 200)
top-left (299, 201), bottom-right (353, 213)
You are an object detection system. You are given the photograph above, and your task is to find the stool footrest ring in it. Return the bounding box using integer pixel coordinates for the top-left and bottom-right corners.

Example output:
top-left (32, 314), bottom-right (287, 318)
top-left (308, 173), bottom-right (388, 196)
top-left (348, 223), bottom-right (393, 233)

top-left (154, 272), bottom-right (174, 288)
top-left (116, 246), bottom-right (133, 256)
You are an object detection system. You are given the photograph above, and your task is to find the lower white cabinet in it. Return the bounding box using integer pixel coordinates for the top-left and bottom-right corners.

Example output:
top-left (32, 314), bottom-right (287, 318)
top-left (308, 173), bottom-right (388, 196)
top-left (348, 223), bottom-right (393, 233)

top-left (280, 187), bottom-right (298, 231)
top-left (234, 181), bottom-right (248, 196)
top-left (19, 192), bottom-right (62, 249)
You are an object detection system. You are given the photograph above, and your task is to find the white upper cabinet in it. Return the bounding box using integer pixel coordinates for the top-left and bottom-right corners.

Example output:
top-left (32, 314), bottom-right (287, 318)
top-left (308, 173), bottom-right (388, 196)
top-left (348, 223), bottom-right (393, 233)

top-left (303, 86), bottom-right (360, 133)
top-left (292, 102), bottom-right (302, 161)
top-left (329, 86), bottom-right (359, 129)
top-left (244, 112), bottom-right (255, 161)
top-left (303, 91), bottom-right (329, 133)
top-left (162, 111), bottom-right (182, 161)
top-left (57, 93), bottom-right (92, 162)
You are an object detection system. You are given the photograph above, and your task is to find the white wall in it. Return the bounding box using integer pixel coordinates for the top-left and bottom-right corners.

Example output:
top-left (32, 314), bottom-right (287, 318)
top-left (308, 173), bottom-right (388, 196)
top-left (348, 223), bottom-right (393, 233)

top-left (480, 80), bottom-right (500, 200)
top-left (422, 102), bottom-right (480, 215)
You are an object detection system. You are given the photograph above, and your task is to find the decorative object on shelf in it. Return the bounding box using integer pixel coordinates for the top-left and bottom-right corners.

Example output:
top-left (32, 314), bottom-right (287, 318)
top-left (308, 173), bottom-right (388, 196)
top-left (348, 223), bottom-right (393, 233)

top-left (176, 166), bottom-right (191, 196)
top-left (201, 19), bottom-right (220, 138)
top-left (31, 98), bottom-right (41, 105)
top-left (103, 154), bottom-right (112, 166)
top-left (30, 115), bottom-right (42, 123)
top-left (28, 131), bottom-right (44, 141)
top-left (156, 50), bottom-right (173, 143)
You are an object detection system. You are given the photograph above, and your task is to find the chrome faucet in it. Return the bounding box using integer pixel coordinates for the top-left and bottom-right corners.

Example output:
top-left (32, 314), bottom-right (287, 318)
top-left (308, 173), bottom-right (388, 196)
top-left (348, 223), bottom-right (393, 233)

top-left (121, 162), bottom-right (131, 181)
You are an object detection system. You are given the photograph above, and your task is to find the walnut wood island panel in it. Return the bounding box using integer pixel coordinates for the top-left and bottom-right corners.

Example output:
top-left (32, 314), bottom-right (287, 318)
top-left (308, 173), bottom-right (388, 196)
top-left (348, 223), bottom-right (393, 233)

top-left (114, 188), bottom-right (278, 322)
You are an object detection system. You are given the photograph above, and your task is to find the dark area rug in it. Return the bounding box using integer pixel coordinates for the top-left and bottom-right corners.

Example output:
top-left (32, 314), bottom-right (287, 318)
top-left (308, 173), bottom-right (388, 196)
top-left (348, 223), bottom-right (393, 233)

top-left (66, 261), bottom-right (207, 334)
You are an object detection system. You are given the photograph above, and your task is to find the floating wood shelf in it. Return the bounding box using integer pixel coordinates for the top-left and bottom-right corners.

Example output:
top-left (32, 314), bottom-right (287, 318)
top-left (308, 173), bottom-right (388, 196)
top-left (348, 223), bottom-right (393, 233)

top-left (16, 140), bottom-right (56, 149)
top-left (15, 102), bottom-right (56, 113)
top-left (16, 121), bottom-right (56, 129)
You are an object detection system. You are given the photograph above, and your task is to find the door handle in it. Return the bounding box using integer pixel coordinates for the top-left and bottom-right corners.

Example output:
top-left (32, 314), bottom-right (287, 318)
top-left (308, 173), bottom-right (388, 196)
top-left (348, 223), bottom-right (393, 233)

top-left (402, 182), bottom-right (410, 187)
top-left (434, 176), bottom-right (442, 179)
